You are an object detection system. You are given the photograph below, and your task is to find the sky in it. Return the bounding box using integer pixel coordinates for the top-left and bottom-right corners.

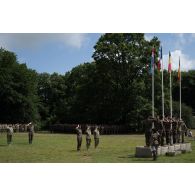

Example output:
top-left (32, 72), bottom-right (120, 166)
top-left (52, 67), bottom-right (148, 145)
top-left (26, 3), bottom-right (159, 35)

top-left (0, 33), bottom-right (195, 74)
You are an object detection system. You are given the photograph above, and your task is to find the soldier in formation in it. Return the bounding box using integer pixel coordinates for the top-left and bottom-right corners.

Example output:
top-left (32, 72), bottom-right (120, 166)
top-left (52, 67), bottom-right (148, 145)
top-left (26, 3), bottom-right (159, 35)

top-left (150, 128), bottom-right (161, 160)
top-left (144, 116), bottom-right (189, 159)
top-left (143, 116), bottom-right (154, 147)
top-left (86, 125), bottom-right (92, 150)
top-left (75, 124), bottom-right (82, 151)
top-left (0, 122), bottom-right (36, 145)
top-left (75, 124), bottom-right (101, 151)
top-left (6, 125), bottom-right (14, 145)
top-left (94, 125), bottom-right (100, 148)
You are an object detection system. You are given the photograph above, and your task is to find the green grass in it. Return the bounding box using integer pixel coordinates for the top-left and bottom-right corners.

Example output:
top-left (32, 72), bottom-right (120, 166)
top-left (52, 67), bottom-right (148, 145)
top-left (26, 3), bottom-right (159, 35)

top-left (0, 132), bottom-right (195, 163)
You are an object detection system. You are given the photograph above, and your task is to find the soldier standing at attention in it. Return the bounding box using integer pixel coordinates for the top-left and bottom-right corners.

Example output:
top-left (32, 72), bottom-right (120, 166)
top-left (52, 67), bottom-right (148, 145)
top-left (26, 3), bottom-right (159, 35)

top-left (94, 125), bottom-right (100, 148)
top-left (86, 125), bottom-right (92, 150)
top-left (143, 116), bottom-right (154, 147)
top-left (150, 128), bottom-right (160, 161)
top-left (172, 117), bottom-right (178, 144)
top-left (154, 116), bottom-right (165, 146)
top-left (163, 117), bottom-right (171, 145)
top-left (76, 124), bottom-right (82, 151)
top-left (27, 122), bottom-right (34, 144)
top-left (7, 125), bottom-right (14, 145)
top-left (180, 119), bottom-right (188, 143)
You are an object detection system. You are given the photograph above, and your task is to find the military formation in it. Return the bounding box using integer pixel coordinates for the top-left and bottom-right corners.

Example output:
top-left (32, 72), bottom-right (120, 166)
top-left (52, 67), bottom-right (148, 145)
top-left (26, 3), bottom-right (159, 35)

top-left (144, 116), bottom-right (188, 160)
top-left (75, 124), bottom-right (100, 151)
top-left (0, 122), bottom-right (35, 145)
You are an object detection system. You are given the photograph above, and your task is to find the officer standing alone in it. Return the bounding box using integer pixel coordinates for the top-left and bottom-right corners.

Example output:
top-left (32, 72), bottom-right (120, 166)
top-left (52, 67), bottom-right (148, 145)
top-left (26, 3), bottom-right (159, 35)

top-left (76, 124), bottom-right (82, 151)
top-left (27, 122), bottom-right (34, 144)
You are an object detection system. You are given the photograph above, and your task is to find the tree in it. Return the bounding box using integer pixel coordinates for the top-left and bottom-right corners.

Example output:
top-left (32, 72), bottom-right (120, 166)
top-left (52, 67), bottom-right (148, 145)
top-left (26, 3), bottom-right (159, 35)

top-left (92, 33), bottom-right (160, 126)
top-left (0, 48), bottom-right (39, 123)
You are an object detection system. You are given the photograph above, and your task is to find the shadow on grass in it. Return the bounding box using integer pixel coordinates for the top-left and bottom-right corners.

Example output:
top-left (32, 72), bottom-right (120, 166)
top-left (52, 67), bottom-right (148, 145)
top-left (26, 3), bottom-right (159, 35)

top-left (0, 144), bottom-right (7, 147)
top-left (118, 154), bottom-right (153, 162)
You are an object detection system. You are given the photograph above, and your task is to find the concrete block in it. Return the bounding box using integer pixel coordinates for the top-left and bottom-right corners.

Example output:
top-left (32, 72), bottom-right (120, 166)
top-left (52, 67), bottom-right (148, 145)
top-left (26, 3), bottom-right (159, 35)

top-left (135, 146), bottom-right (152, 158)
top-left (161, 146), bottom-right (169, 155)
top-left (174, 144), bottom-right (181, 151)
top-left (185, 142), bottom-right (192, 152)
top-left (180, 143), bottom-right (186, 151)
top-left (168, 145), bottom-right (175, 153)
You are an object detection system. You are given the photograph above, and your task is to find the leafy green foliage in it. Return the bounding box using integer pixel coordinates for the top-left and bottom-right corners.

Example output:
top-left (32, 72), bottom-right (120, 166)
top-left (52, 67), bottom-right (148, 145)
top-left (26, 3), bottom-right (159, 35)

top-left (0, 34), bottom-right (195, 130)
top-left (0, 48), bottom-right (39, 123)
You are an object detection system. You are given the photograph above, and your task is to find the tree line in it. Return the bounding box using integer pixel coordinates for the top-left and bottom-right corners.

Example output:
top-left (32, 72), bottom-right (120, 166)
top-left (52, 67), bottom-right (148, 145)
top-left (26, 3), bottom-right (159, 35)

top-left (0, 33), bottom-right (195, 131)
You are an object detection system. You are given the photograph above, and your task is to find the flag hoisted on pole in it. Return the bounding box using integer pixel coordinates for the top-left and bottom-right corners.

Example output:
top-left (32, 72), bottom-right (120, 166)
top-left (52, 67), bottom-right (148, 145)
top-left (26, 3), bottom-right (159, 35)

top-left (159, 46), bottom-right (164, 119)
top-left (151, 47), bottom-right (155, 128)
top-left (178, 57), bottom-right (181, 120)
top-left (168, 51), bottom-right (173, 127)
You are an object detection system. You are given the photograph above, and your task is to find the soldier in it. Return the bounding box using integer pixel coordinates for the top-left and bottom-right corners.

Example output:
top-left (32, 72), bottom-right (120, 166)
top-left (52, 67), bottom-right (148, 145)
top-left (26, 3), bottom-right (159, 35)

top-left (94, 125), bottom-right (100, 148)
top-left (27, 122), bottom-right (34, 144)
top-left (143, 116), bottom-right (154, 147)
top-left (7, 125), bottom-right (14, 145)
top-left (180, 119), bottom-right (188, 143)
top-left (15, 123), bottom-right (20, 132)
top-left (75, 124), bottom-right (82, 151)
top-left (154, 116), bottom-right (165, 146)
top-left (86, 125), bottom-right (92, 150)
top-left (172, 117), bottom-right (178, 144)
top-left (163, 117), bottom-right (171, 145)
top-left (150, 128), bottom-right (160, 161)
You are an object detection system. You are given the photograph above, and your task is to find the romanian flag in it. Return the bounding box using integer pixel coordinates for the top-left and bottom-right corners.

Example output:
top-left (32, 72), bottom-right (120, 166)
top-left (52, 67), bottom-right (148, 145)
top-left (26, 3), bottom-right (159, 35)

top-left (178, 57), bottom-right (181, 81)
top-left (168, 51), bottom-right (172, 73)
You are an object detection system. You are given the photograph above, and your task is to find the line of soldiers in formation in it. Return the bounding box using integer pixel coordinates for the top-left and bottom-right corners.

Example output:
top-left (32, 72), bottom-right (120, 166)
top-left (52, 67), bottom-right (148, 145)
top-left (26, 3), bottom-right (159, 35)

top-left (75, 124), bottom-right (100, 151)
top-left (144, 116), bottom-right (189, 160)
top-left (0, 122), bottom-right (34, 145)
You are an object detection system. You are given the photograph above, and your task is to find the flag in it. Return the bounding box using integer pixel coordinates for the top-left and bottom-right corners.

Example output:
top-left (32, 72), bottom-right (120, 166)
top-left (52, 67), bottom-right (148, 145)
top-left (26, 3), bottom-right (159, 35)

top-left (149, 47), bottom-right (155, 74)
top-left (178, 57), bottom-right (181, 81)
top-left (168, 51), bottom-right (172, 73)
top-left (157, 46), bottom-right (162, 71)
top-left (149, 56), bottom-right (153, 75)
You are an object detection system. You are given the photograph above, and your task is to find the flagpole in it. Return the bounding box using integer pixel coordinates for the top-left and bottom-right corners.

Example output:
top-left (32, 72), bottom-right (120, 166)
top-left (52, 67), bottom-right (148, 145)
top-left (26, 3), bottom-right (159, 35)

top-left (161, 48), bottom-right (165, 119)
top-left (180, 57), bottom-right (181, 120)
top-left (170, 65), bottom-right (172, 127)
top-left (152, 59), bottom-right (154, 128)
top-left (151, 48), bottom-right (155, 129)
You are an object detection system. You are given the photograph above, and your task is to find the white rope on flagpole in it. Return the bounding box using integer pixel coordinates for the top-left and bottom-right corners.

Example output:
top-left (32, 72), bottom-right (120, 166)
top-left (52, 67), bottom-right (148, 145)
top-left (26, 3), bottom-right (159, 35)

top-left (161, 50), bottom-right (164, 119)
top-left (180, 57), bottom-right (181, 120)
top-left (152, 54), bottom-right (154, 128)
top-left (170, 66), bottom-right (172, 128)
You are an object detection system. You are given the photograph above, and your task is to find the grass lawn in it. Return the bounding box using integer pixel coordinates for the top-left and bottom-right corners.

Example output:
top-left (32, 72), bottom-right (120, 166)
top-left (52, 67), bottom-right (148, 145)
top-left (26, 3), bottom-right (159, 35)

top-left (0, 132), bottom-right (195, 163)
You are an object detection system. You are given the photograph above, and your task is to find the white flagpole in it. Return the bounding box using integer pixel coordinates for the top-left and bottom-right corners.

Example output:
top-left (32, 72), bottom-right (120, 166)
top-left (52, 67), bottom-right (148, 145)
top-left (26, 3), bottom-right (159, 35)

top-left (170, 63), bottom-right (172, 128)
top-left (179, 57), bottom-right (181, 120)
top-left (152, 60), bottom-right (154, 127)
top-left (161, 48), bottom-right (165, 119)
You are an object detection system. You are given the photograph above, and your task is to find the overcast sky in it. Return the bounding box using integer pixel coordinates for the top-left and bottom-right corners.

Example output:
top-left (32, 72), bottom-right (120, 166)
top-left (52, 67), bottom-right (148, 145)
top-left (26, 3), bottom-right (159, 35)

top-left (0, 33), bottom-right (195, 74)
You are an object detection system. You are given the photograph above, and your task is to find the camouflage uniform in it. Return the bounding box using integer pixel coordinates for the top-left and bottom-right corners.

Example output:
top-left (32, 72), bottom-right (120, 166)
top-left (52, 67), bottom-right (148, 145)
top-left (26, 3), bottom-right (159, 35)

top-left (172, 118), bottom-right (178, 144)
top-left (76, 125), bottom-right (82, 151)
top-left (163, 118), bottom-right (171, 145)
top-left (180, 120), bottom-right (188, 143)
top-left (27, 123), bottom-right (34, 144)
top-left (154, 117), bottom-right (165, 146)
top-left (86, 125), bottom-right (92, 150)
top-left (7, 125), bottom-right (14, 145)
top-left (150, 129), bottom-right (160, 160)
top-left (94, 126), bottom-right (100, 148)
top-left (143, 117), bottom-right (153, 147)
